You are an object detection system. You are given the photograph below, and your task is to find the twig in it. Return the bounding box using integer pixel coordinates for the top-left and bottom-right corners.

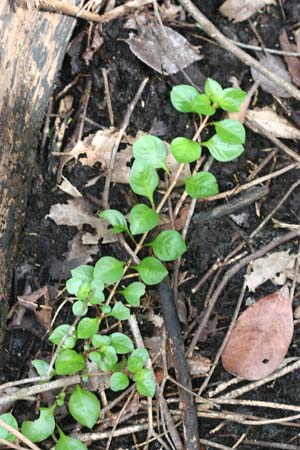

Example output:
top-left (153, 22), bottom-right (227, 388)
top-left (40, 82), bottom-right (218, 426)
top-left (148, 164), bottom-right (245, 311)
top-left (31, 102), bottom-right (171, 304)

top-left (158, 280), bottom-right (199, 450)
top-left (176, 0), bottom-right (300, 100)
top-left (187, 228), bottom-right (300, 357)
top-left (246, 118), bottom-right (300, 163)
top-left (102, 77), bottom-right (148, 209)
top-left (38, 0), bottom-right (152, 23)
top-left (101, 68), bottom-right (114, 127)
top-left (199, 439), bottom-right (234, 450)
top-left (244, 439), bottom-right (300, 449)
top-left (0, 418), bottom-right (41, 450)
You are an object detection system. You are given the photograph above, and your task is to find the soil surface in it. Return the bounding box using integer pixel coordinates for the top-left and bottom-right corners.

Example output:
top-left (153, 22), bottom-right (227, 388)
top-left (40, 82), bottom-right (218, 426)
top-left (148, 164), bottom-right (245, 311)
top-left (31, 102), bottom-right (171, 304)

top-left (2, 0), bottom-right (300, 448)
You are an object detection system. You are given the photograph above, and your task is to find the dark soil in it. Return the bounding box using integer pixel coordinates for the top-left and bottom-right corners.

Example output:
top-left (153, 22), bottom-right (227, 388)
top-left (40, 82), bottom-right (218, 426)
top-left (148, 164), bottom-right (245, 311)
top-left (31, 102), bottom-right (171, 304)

top-left (3, 0), bottom-right (300, 448)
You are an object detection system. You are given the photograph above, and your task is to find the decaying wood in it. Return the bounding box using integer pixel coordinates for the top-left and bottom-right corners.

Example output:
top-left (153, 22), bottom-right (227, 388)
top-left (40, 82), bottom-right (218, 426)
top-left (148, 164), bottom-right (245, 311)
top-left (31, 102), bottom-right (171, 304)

top-left (0, 2), bottom-right (77, 342)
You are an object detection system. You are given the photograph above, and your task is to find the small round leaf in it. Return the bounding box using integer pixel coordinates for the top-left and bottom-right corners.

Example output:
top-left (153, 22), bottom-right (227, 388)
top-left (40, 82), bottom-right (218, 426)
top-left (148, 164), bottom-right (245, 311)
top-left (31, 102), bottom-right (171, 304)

top-left (185, 171), bottom-right (219, 199)
top-left (77, 317), bottom-right (99, 339)
top-left (170, 85), bottom-right (200, 112)
top-left (135, 257), bottom-right (168, 285)
top-left (94, 256), bottom-right (124, 284)
top-left (69, 385), bottom-right (100, 429)
top-left (55, 350), bottom-right (85, 375)
top-left (120, 282), bottom-right (145, 306)
top-left (151, 230), bottom-right (186, 261)
top-left (170, 137), bottom-right (201, 163)
top-left (56, 430), bottom-right (88, 450)
top-left (214, 119), bottom-right (245, 144)
top-left (110, 372), bottom-right (129, 392)
top-left (110, 332), bottom-right (134, 354)
top-left (22, 406), bottom-right (55, 443)
top-left (204, 78), bottom-right (223, 103)
top-left (99, 209), bottom-right (128, 234)
top-left (0, 413), bottom-right (18, 443)
top-left (203, 134), bottom-right (244, 162)
top-left (219, 87), bottom-right (246, 112)
top-left (129, 204), bottom-right (159, 235)
top-left (133, 135), bottom-right (168, 171)
top-left (129, 161), bottom-right (158, 207)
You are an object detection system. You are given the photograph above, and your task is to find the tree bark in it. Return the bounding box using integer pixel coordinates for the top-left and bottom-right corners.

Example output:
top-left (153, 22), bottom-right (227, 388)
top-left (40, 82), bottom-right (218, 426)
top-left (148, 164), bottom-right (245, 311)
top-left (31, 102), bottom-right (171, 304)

top-left (0, 1), bottom-right (77, 342)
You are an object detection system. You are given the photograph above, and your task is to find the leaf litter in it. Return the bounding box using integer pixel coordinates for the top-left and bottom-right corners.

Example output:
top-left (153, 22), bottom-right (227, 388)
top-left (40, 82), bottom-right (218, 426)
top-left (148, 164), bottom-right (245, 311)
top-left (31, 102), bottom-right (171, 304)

top-left (219, 0), bottom-right (276, 23)
top-left (246, 107), bottom-right (300, 139)
top-left (251, 54), bottom-right (292, 97)
top-left (222, 286), bottom-right (293, 380)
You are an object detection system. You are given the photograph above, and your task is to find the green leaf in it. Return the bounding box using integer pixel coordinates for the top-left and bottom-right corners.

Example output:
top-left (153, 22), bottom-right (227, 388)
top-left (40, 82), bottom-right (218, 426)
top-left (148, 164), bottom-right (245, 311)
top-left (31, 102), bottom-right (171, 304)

top-left (77, 281), bottom-right (91, 301)
top-left (72, 301), bottom-right (88, 317)
top-left (128, 348), bottom-right (149, 373)
top-left (170, 85), bottom-right (199, 112)
top-left (109, 302), bottom-right (130, 321)
top-left (133, 135), bottom-right (168, 171)
top-left (185, 171), bottom-right (219, 198)
top-left (69, 385), bottom-right (100, 429)
top-left (129, 204), bottom-right (159, 235)
top-left (110, 372), bottom-right (129, 392)
top-left (103, 346), bottom-right (118, 368)
top-left (32, 360), bottom-right (52, 378)
top-left (170, 137), bottom-right (201, 163)
top-left (0, 413), bottom-right (18, 443)
top-left (22, 406), bottom-right (55, 442)
top-left (203, 134), bottom-right (244, 162)
top-left (55, 350), bottom-right (85, 375)
top-left (77, 317), bottom-right (99, 339)
top-left (204, 78), bottom-right (223, 103)
top-left (99, 209), bottom-right (129, 234)
top-left (71, 265), bottom-right (94, 282)
top-left (135, 257), bottom-right (168, 285)
top-left (214, 119), bottom-right (245, 144)
top-left (129, 161), bottom-right (158, 207)
top-left (49, 325), bottom-right (77, 349)
top-left (88, 351), bottom-right (102, 366)
top-left (56, 429), bottom-right (88, 450)
top-left (219, 87), bottom-right (246, 112)
top-left (101, 305), bottom-right (111, 314)
top-left (150, 230), bottom-right (186, 261)
top-left (120, 282), bottom-right (145, 306)
top-left (66, 278), bottom-right (82, 295)
top-left (94, 256), bottom-right (124, 284)
top-left (192, 94), bottom-right (216, 116)
top-left (110, 332), bottom-right (134, 354)
top-left (92, 334), bottom-right (110, 349)
top-left (133, 369), bottom-right (156, 397)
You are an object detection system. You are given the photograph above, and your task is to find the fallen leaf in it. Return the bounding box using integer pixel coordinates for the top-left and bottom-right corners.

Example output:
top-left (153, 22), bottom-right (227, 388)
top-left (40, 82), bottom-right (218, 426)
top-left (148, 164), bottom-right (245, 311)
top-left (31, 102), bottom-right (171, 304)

top-left (82, 23), bottom-right (104, 65)
top-left (58, 176), bottom-right (82, 198)
top-left (251, 54), bottom-right (292, 97)
top-left (246, 108), bottom-right (300, 139)
top-left (219, 0), bottom-right (276, 23)
top-left (46, 198), bottom-right (117, 245)
top-left (245, 251), bottom-right (296, 291)
top-left (222, 287), bottom-right (293, 380)
top-left (127, 19), bottom-right (201, 75)
top-left (279, 29), bottom-right (300, 87)
top-left (188, 354), bottom-right (211, 376)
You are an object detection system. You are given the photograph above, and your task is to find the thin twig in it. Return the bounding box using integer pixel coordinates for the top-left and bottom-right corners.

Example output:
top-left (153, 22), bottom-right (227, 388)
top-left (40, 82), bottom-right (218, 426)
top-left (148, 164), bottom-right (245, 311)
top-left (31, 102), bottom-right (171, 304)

top-left (102, 77), bottom-right (148, 209)
top-left (101, 68), bottom-right (114, 126)
top-left (0, 419), bottom-right (41, 450)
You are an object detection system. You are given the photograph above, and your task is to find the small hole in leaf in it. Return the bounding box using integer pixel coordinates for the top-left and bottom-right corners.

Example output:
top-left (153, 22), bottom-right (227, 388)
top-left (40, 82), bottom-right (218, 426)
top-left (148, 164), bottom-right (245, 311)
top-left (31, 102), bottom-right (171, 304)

top-left (262, 359), bottom-right (269, 364)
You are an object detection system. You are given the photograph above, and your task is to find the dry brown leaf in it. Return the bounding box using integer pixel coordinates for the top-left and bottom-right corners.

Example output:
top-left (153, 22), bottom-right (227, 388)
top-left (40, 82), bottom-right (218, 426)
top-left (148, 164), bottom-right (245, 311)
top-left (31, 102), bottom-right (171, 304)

top-left (247, 108), bottom-right (300, 139)
top-left (219, 0), bottom-right (275, 23)
top-left (188, 354), bottom-right (211, 376)
top-left (222, 287), bottom-right (293, 380)
top-left (46, 199), bottom-right (117, 245)
top-left (279, 29), bottom-right (300, 87)
top-left (245, 251), bottom-right (296, 291)
top-left (58, 176), bottom-right (82, 198)
top-left (251, 54), bottom-right (292, 97)
top-left (127, 20), bottom-right (201, 75)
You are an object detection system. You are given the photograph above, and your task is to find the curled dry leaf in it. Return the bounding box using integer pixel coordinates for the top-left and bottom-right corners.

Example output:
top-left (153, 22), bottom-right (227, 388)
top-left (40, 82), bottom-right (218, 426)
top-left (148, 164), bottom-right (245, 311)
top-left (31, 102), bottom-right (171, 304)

top-left (188, 354), bottom-right (211, 376)
top-left (46, 198), bottom-right (117, 245)
top-left (245, 251), bottom-right (296, 291)
top-left (219, 0), bottom-right (276, 23)
top-left (247, 108), bottom-right (300, 140)
top-left (222, 287), bottom-right (293, 380)
top-left (251, 54), bottom-right (292, 97)
top-left (127, 19), bottom-right (201, 75)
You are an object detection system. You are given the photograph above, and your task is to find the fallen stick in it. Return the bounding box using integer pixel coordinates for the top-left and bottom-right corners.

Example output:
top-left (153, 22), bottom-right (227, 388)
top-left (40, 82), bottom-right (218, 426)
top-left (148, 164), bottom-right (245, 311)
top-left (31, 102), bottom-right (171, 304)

top-left (177, 0), bottom-right (300, 101)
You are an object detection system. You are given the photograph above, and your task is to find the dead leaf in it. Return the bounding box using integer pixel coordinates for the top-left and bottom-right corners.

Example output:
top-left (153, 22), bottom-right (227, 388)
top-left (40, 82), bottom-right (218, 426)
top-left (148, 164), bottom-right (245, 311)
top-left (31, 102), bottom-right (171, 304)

top-left (279, 29), bottom-right (300, 87)
top-left (222, 287), bottom-right (293, 380)
top-left (127, 20), bottom-right (201, 75)
top-left (46, 198), bottom-right (117, 245)
top-left (58, 176), bottom-right (82, 198)
top-left (251, 54), bottom-right (292, 97)
top-left (219, 0), bottom-right (276, 23)
top-left (188, 354), bottom-right (211, 376)
top-left (245, 251), bottom-right (296, 291)
top-left (246, 108), bottom-right (300, 139)
top-left (82, 23), bottom-right (104, 65)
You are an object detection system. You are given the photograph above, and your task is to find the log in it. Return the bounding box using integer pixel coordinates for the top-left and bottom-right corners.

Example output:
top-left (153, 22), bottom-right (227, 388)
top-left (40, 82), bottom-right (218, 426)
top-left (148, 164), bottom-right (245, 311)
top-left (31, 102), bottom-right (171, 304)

top-left (0, 1), bottom-right (77, 342)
